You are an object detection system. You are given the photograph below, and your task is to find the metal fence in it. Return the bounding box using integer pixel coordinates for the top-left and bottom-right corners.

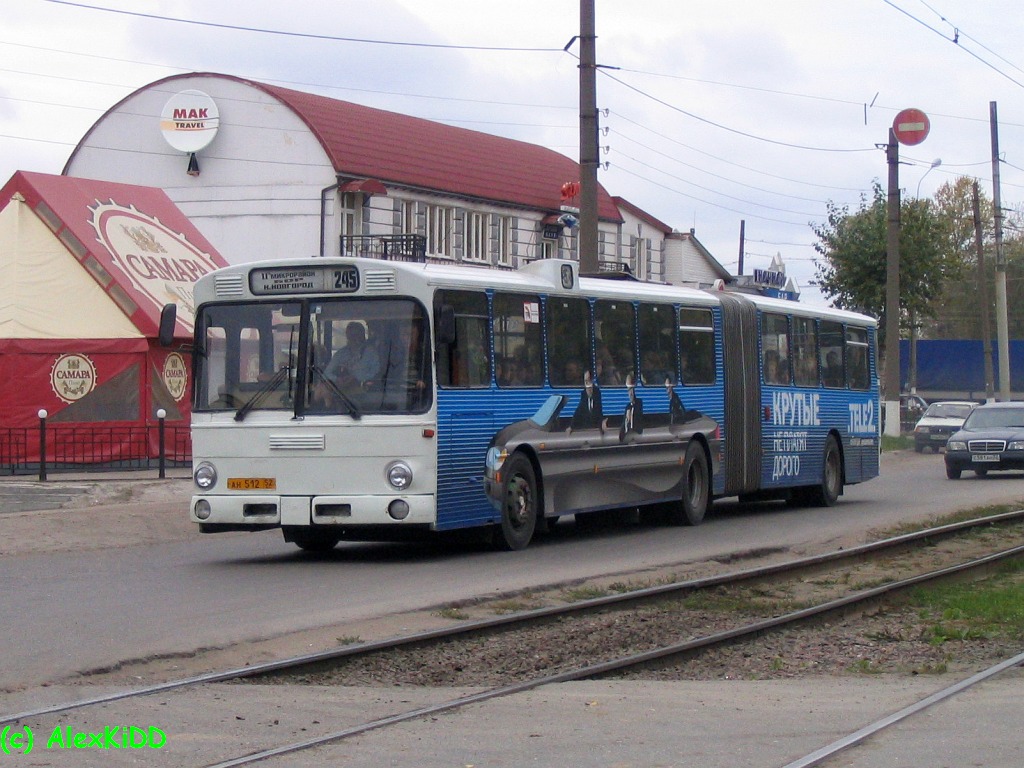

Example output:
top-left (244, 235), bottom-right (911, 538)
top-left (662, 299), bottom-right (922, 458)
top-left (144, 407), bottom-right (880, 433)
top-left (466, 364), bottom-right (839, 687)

top-left (340, 234), bottom-right (427, 262)
top-left (0, 421), bottom-right (191, 478)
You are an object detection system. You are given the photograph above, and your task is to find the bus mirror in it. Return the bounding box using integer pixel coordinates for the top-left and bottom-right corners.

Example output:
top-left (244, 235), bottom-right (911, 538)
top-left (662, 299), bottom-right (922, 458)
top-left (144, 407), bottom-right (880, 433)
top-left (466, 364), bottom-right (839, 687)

top-left (158, 304), bottom-right (177, 347)
top-left (435, 305), bottom-right (456, 346)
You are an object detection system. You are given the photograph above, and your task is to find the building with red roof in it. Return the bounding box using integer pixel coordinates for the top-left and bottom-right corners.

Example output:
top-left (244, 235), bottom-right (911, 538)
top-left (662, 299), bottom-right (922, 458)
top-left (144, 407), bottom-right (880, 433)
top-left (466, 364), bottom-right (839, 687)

top-left (63, 72), bottom-right (728, 285)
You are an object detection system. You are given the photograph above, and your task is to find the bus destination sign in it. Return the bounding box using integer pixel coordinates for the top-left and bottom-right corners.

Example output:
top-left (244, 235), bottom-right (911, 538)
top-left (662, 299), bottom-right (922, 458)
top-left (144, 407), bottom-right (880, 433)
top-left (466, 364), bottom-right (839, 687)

top-left (250, 265), bottom-right (359, 295)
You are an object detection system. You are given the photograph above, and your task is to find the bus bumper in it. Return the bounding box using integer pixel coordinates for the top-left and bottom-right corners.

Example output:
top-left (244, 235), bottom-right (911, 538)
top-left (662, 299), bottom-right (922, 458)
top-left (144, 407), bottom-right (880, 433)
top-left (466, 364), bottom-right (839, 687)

top-left (190, 494), bottom-right (437, 529)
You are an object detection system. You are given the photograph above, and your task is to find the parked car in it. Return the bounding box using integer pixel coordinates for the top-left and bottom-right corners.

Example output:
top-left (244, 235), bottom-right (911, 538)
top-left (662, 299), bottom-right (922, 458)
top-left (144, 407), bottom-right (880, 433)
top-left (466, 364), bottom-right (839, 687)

top-left (913, 401), bottom-right (977, 452)
top-left (944, 402), bottom-right (1024, 479)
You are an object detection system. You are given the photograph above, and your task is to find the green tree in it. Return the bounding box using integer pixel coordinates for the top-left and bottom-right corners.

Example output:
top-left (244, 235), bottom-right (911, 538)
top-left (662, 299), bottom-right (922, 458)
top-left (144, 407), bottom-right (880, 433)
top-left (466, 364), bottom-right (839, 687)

top-left (927, 178), bottom-right (1024, 339)
top-left (812, 181), bottom-right (963, 354)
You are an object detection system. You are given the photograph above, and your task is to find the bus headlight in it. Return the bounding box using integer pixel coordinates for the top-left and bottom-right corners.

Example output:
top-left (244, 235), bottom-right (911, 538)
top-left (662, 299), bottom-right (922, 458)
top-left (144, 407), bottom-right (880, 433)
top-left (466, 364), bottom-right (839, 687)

top-left (194, 461), bottom-right (218, 490)
top-left (194, 499), bottom-right (212, 520)
top-left (386, 461), bottom-right (413, 490)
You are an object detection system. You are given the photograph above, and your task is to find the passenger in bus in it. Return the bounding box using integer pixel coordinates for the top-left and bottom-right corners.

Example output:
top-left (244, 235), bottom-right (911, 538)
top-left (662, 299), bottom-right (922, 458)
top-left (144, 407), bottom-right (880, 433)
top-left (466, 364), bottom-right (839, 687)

top-left (764, 350), bottom-right (786, 385)
top-left (619, 374), bottom-right (644, 441)
top-left (596, 344), bottom-right (621, 386)
top-left (324, 322), bottom-right (381, 390)
top-left (561, 359), bottom-right (582, 388)
top-left (569, 369), bottom-right (605, 433)
top-left (823, 350), bottom-right (843, 387)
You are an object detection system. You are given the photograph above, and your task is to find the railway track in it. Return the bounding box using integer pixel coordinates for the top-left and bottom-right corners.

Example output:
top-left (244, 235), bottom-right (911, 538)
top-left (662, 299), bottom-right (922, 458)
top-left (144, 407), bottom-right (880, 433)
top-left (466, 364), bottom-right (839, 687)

top-left (3, 510), bottom-right (1023, 766)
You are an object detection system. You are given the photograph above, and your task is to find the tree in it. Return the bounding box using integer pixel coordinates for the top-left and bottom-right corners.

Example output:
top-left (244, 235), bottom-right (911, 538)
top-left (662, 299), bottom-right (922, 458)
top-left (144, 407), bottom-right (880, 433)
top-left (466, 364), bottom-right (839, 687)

top-left (927, 178), bottom-right (1024, 339)
top-left (812, 181), bottom-right (963, 354)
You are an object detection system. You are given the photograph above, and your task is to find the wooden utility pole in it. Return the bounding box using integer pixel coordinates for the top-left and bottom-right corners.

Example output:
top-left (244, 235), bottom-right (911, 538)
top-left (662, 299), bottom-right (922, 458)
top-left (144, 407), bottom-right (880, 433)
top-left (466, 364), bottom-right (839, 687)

top-left (973, 181), bottom-right (995, 401)
top-left (737, 219), bottom-right (746, 276)
top-left (578, 0), bottom-right (599, 274)
top-left (990, 101), bottom-right (1010, 400)
top-left (883, 129), bottom-right (901, 436)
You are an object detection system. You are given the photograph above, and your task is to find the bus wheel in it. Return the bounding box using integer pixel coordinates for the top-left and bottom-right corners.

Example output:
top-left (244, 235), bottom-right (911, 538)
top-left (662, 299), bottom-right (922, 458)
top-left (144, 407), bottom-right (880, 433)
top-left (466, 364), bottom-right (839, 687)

top-left (810, 435), bottom-right (843, 507)
top-left (668, 441), bottom-right (709, 526)
top-left (494, 453), bottom-right (538, 551)
top-left (291, 534), bottom-right (339, 552)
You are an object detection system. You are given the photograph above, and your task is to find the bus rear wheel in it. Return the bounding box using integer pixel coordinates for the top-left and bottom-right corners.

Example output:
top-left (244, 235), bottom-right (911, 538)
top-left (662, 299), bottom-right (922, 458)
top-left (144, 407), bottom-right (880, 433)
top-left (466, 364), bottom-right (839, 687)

top-left (808, 435), bottom-right (843, 506)
top-left (494, 453), bottom-right (538, 551)
top-left (667, 441), bottom-right (709, 526)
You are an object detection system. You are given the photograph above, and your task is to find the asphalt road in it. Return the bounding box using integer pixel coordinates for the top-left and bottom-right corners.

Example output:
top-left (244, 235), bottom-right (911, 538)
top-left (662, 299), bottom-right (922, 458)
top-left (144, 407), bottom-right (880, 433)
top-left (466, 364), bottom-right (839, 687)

top-left (1, 451), bottom-right (1022, 692)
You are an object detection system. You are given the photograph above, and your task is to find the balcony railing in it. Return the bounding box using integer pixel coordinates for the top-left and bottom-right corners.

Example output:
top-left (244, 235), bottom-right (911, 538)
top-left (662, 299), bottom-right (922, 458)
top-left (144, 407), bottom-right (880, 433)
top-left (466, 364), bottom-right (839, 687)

top-left (340, 234), bottom-right (427, 263)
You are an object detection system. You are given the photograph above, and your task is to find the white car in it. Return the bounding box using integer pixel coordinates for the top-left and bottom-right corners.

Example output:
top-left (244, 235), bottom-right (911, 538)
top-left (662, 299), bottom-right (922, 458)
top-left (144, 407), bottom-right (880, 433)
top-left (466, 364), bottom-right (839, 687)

top-left (913, 401), bottom-right (977, 453)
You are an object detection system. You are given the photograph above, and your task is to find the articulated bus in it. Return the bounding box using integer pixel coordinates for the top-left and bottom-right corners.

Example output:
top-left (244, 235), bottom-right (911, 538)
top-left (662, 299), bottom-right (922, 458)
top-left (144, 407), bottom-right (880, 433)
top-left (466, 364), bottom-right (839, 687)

top-left (177, 256), bottom-right (879, 551)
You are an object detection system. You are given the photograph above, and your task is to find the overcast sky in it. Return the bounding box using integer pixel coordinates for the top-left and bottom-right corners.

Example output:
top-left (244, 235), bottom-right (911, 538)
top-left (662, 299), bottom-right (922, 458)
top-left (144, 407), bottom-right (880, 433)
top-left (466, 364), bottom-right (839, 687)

top-left (3, 0), bottom-right (1023, 305)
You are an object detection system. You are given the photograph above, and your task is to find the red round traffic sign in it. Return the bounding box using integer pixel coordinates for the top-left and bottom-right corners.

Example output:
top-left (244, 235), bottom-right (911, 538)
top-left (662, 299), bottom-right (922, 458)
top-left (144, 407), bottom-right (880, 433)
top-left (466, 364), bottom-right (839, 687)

top-left (892, 108), bottom-right (930, 146)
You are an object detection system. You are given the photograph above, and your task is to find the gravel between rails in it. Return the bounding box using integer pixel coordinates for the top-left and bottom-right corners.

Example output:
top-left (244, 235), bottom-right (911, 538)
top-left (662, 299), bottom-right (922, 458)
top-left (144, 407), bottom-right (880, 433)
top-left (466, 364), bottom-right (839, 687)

top-left (245, 527), bottom-right (1024, 689)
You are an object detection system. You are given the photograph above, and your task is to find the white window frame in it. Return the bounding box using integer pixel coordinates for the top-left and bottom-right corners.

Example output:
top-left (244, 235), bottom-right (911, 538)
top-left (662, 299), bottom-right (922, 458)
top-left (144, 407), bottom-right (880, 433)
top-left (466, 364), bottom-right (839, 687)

top-left (496, 215), bottom-right (513, 266)
top-left (426, 204), bottom-right (454, 258)
top-left (464, 211), bottom-right (488, 263)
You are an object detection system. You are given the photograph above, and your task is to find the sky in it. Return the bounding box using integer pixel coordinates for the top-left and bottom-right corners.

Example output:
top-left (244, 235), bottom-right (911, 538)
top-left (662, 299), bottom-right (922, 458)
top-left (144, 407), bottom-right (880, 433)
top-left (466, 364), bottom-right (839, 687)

top-left (3, 0), bottom-right (1023, 306)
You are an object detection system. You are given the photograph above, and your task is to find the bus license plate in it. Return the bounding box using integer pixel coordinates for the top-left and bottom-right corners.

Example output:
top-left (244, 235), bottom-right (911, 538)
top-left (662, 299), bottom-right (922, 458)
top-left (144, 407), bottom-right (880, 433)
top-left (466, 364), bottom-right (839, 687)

top-left (971, 454), bottom-right (1000, 463)
top-left (227, 477), bottom-right (277, 490)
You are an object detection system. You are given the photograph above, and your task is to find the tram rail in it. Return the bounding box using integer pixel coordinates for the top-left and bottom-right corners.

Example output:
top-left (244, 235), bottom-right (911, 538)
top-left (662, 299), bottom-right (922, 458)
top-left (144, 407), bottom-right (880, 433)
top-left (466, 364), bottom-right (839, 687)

top-left (2, 510), bottom-right (1023, 766)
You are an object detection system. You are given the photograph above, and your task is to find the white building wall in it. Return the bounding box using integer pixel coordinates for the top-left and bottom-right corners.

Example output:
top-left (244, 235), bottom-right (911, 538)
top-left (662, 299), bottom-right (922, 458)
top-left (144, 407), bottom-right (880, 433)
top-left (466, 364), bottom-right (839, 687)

top-left (64, 76), bottom-right (336, 265)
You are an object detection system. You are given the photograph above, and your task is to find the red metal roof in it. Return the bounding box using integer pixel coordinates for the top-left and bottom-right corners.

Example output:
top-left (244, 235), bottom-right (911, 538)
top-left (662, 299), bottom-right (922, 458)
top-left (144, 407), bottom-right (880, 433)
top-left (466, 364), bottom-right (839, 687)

top-left (111, 73), bottom-right (622, 222)
top-left (0, 171), bottom-right (229, 339)
top-left (257, 79), bottom-right (622, 221)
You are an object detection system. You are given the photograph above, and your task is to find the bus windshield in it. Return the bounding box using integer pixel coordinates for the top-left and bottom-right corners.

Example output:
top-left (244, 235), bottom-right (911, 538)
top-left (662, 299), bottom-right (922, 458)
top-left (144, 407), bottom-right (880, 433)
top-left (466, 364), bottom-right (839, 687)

top-left (194, 297), bottom-right (431, 416)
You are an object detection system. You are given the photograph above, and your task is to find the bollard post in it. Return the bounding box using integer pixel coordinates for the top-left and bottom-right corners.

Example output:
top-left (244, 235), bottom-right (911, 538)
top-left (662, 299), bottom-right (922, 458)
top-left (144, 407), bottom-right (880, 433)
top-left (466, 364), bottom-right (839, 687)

top-left (156, 408), bottom-right (167, 479)
top-left (37, 409), bottom-right (48, 482)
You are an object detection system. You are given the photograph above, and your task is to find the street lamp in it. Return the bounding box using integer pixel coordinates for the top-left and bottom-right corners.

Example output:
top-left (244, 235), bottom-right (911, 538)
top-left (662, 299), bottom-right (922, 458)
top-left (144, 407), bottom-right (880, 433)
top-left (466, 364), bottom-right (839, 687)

top-left (916, 158), bottom-right (941, 198)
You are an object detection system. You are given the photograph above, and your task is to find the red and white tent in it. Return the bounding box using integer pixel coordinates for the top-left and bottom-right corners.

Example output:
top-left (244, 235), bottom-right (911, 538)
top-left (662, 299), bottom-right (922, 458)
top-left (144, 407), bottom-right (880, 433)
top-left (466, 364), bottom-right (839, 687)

top-left (0, 171), bottom-right (228, 463)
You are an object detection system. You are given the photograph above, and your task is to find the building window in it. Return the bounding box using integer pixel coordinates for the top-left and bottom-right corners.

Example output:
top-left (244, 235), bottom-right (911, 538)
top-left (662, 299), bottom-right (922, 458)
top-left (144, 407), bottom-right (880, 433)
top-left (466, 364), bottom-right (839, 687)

top-left (340, 192), bottom-right (359, 241)
top-left (426, 205), bottom-right (453, 258)
top-left (399, 199), bottom-right (416, 235)
top-left (465, 212), bottom-right (488, 263)
top-left (496, 215), bottom-right (513, 266)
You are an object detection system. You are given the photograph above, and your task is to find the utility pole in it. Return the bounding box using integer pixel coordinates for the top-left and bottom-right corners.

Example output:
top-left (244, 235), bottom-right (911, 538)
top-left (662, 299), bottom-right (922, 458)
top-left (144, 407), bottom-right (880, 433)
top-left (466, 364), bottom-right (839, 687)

top-left (990, 101), bottom-right (1011, 401)
top-left (883, 128), bottom-right (901, 437)
top-left (578, 0), bottom-right (599, 274)
top-left (973, 180), bottom-right (995, 402)
top-left (737, 219), bottom-right (745, 276)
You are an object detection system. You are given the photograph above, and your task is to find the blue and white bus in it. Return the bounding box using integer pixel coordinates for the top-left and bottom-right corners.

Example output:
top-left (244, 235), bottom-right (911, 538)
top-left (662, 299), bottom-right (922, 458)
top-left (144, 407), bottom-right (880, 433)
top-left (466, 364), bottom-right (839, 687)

top-left (175, 256), bottom-right (878, 551)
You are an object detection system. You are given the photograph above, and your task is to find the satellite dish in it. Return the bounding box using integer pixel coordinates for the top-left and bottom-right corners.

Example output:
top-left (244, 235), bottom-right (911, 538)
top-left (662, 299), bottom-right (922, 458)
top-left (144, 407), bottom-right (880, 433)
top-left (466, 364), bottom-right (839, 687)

top-left (160, 90), bottom-right (220, 153)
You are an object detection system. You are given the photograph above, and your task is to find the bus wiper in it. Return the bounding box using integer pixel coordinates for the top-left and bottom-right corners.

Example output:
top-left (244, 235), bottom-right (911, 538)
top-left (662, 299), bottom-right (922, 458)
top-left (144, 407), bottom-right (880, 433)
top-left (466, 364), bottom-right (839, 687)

top-left (234, 366), bottom-right (291, 422)
top-left (310, 366), bottom-right (362, 420)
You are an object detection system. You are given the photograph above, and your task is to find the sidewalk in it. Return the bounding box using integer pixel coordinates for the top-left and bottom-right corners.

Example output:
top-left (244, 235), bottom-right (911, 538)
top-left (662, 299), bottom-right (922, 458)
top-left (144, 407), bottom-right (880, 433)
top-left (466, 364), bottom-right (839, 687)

top-left (0, 470), bottom-right (195, 556)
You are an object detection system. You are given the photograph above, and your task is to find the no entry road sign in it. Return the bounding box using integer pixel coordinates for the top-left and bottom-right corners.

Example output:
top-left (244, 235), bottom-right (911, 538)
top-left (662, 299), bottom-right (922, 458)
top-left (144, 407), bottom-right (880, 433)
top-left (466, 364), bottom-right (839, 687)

top-left (893, 108), bottom-right (930, 146)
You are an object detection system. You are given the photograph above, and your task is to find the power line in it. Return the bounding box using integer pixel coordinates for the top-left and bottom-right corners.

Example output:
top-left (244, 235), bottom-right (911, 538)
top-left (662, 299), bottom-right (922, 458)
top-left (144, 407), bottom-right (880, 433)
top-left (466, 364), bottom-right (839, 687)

top-left (882, 0), bottom-right (1024, 89)
top-left (41, 0), bottom-right (565, 51)
top-left (596, 67), bottom-right (877, 154)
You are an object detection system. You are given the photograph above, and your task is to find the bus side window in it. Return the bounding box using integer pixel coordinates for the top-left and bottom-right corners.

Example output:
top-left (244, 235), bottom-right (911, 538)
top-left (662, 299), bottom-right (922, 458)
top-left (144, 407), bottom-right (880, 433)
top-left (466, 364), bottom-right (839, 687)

top-left (639, 303), bottom-right (677, 385)
top-left (847, 326), bottom-right (871, 390)
top-left (547, 297), bottom-right (592, 387)
top-left (493, 292), bottom-right (543, 387)
top-left (434, 290), bottom-right (490, 388)
top-left (761, 313), bottom-right (791, 385)
top-left (820, 320), bottom-right (845, 388)
top-left (678, 307), bottom-right (714, 385)
top-left (594, 300), bottom-right (635, 387)
top-left (792, 316), bottom-right (818, 387)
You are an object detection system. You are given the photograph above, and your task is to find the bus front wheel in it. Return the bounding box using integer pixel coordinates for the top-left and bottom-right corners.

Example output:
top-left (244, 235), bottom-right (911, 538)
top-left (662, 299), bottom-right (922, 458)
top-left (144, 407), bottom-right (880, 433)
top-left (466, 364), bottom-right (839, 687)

top-left (668, 440), bottom-right (709, 526)
top-left (494, 453), bottom-right (538, 551)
